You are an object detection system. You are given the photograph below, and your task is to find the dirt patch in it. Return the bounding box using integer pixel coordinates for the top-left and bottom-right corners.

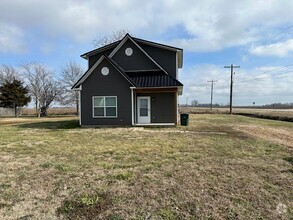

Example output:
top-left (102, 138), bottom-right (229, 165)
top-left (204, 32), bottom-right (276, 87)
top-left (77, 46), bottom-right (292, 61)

top-left (235, 125), bottom-right (293, 148)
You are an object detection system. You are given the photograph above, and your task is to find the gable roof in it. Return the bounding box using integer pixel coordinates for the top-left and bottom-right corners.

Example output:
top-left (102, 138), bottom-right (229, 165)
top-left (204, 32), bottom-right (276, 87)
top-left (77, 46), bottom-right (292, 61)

top-left (72, 55), bottom-right (183, 89)
top-left (80, 34), bottom-right (183, 68)
top-left (72, 54), bottom-right (135, 89)
top-left (73, 34), bottom-right (184, 90)
top-left (108, 34), bottom-right (169, 75)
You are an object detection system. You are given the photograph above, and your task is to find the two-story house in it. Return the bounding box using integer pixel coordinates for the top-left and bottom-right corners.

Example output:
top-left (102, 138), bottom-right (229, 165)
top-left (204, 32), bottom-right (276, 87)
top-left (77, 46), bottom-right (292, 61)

top-left (72, 34), bottom-right (183, 126)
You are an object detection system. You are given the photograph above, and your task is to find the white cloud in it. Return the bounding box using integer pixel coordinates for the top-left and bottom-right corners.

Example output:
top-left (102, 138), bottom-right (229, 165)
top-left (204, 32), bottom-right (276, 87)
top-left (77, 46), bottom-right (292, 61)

top-left (249, 39), bottom-right (293, 57)
top-left (0, 22), bottom-right (26, 54)
top-left (1, 0), bottom-right (293, 53)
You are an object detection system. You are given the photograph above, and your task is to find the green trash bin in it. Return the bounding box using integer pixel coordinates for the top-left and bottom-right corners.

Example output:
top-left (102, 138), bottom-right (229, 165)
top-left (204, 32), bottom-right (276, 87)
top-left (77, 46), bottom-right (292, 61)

top-left (180, 113), bottom-right (189, 126)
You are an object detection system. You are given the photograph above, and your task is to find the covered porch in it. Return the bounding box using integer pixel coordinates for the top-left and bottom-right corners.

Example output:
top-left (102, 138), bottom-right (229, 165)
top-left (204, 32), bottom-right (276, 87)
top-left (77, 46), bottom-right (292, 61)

top-left (131, 87), bottom-right (179, 126)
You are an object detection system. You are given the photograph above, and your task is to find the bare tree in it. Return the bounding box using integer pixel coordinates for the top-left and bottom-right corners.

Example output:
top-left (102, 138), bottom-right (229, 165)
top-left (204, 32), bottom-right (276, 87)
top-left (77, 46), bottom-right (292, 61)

top-left (0, 64), bottom-right (19, 84)
top-left (21, 63), bottom-right (61, 117)
top-left (59, 61), bottom-right (84, 115)
top-left (93, 29), bottom-right (130, 47)
top-left (191, 100), bottom-right (199, 107)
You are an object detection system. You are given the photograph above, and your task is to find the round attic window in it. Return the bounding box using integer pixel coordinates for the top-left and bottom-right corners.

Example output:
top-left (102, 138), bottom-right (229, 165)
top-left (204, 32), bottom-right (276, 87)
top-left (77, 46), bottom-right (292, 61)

top-left (101, 67), bottom-right (109, 76)
top-left (125, 47), bottom-right (133, 56)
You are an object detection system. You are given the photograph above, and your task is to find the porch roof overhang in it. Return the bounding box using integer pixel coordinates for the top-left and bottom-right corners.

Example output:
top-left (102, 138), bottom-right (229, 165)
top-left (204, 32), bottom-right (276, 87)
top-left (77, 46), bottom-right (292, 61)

top-left (133, 86), bottom-right (183, 95)
top-left (125, 70), bottom-right (183, 88)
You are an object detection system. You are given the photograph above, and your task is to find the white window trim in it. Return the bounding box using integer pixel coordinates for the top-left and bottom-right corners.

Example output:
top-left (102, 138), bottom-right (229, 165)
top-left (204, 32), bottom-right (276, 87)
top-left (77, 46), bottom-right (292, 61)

top-left (92, 96), bottom-right (117, 118)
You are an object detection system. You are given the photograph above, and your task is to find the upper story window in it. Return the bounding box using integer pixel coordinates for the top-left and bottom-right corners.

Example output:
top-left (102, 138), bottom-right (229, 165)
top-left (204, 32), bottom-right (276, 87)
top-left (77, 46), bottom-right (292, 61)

top-left (125, 47), bottom-right (133, 56)
top-left (93, 96), bottom-right (117, 118)
top-left (101, 67), bottom-right (109, 76)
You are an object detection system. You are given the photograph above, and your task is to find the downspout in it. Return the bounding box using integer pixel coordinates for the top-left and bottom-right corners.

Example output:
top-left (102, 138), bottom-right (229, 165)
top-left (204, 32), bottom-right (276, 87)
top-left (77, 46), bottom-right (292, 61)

top-left (176, 90), bottom-right (179, 124)
top-left (79, 85), bottom-right (82, 126)
top-left (130, 87), bottom-right (135, 126)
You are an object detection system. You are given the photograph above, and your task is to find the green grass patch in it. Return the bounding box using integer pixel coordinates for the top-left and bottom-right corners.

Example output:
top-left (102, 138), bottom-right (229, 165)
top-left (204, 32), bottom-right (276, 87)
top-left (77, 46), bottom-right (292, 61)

top-left (109, 171), bottom-right (134, 181)
top-left (57, 192), bottom-right (112, 218)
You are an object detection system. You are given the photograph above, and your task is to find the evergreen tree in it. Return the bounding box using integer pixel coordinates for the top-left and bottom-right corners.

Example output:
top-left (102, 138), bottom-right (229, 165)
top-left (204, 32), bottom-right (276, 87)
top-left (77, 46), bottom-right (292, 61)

top-left (0, 79), bottom-right (31, 117)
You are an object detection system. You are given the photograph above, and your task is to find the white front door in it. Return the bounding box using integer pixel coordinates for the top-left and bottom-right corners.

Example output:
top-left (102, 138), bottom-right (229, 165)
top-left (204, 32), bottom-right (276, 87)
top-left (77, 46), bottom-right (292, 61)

top-left (137, 96), bottom-right (151, 124)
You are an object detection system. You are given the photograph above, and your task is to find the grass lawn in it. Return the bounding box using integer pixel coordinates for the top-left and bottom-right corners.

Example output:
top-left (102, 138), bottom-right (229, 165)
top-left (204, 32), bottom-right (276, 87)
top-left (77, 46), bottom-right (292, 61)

top-left (0, 115), bottom-right (292, 219)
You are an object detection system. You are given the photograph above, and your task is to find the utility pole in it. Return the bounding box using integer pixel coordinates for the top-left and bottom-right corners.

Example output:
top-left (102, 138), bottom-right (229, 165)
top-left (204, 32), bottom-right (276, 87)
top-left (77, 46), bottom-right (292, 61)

top-left (207, 80), bottom-right (217, 110)
top-left (186, 97), bottom-right (189, 106)
top-left (224, 64), bottom-right (240, 114)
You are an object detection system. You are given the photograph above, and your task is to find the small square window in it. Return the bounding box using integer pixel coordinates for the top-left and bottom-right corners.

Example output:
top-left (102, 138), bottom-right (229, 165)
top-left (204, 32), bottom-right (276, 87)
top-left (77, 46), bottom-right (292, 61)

top-left (93, 96), bottom-right (117, 118)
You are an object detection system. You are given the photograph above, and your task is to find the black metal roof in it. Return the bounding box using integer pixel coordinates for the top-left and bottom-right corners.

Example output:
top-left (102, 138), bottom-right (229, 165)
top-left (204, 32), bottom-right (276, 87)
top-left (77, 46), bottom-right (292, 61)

top-left (133, 37), bottom-right (183, 51)
top-left (80, 40), bottom-right (121, 59)
top-left (80, 34), bottom-right (183, 59)
top-left (125, 70), bottom-right (183, 87)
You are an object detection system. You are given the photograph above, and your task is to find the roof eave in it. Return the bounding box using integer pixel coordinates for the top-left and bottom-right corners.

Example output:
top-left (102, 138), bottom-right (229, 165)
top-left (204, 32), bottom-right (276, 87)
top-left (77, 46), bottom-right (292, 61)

top-left (80, 40), bottom-right (121, 59)
top-left (177, 50), bottom-right (183, 69)
top-left (134, 86), bottom-right (183, 89)
top-left (72, 85), bottom-right (81, 90)
top-left (133, 37), bottom-right (183, 51)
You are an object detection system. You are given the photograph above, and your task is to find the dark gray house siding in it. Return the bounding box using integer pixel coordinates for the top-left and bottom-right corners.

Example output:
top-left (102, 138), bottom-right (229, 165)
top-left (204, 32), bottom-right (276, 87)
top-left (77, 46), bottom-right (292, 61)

top-left (136, 92), bottom-right (176, 123)
top-left (81, 59), bottom-right (132, 125)
top-left (74, 34), bottom-right (183, 126)
top-left (112, 39), bottom-right (158, 71)
top-left (138, 43), bottom-right (177, 78)
top-left (88, 48), bottom-right (114, 69)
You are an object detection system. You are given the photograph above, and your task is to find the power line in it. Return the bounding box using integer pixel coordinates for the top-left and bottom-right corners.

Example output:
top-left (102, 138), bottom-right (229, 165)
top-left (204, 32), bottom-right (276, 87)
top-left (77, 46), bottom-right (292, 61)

top-left (234, 63), bottom-right (293, 82)
top-left (207, 80), bottom-right (217, 110)
top-left (216, 76), bottom-right (230, 87)
top-left (224, 64), bottom-right (240, 114)
top-left (241, 24), bottom-right (293, 61)
top-left (235, 68), bottom-right (293, 83)
top-left (249, 39), bottom-right (293, 58)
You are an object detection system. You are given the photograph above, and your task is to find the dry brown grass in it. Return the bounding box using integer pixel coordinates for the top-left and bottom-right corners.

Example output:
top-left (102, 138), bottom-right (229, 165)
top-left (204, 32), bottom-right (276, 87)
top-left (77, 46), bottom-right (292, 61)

top-left (0, 115), bottom-right (292, 219)
top-left (180, 107), bottom-right (293, 122)
top-left (180, 107), bottom-right (293, 116)
top-left (21, 107), bottom-right (77, 116)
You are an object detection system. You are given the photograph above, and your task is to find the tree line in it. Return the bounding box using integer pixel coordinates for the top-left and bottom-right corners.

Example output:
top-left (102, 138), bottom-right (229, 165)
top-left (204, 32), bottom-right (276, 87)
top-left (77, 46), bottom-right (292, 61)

top-left (0, 62), bottom-right (84, 117)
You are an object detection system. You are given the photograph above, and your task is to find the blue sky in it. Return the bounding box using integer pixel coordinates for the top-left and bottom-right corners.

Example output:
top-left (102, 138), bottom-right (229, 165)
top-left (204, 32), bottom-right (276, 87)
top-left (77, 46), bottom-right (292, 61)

top-left (0, 0), bottom-right (292, 106)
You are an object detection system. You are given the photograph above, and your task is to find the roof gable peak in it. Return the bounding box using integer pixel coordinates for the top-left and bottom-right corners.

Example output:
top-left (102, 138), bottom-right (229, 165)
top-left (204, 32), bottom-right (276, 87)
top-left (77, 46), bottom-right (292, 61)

top-left (109, 34), bottom-right (169, 75)
top-left (72, 54), bottom-right (135, 89)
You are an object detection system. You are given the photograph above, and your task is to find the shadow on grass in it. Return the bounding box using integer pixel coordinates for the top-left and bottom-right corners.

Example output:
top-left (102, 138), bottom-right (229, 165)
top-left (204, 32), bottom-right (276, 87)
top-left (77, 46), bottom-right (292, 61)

top-left (281, 157), bottom-right (293, 173)
top-left (17, 119), bottom-right (79, 129)
top-left (283, 157), bottom-right (293, 165)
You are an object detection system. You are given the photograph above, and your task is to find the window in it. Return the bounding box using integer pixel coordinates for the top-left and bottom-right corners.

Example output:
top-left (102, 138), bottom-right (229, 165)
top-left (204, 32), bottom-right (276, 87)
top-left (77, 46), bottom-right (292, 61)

top-left (125, 47), bottom-right (133, 56)
top-left (101, 67), bottom-right (109, 76)
top-left (93, 96), bottom-right (117, 118)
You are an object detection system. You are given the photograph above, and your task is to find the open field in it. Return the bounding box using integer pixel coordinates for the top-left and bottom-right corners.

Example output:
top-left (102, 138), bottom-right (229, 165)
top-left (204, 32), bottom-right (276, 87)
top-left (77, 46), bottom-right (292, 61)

top-left (0, 115), bottom-right (292, 219)
top-left (21, 108), bottom-right (77, 116)
top-left (180, 107), bottom-right (293, 121)
top-left (20, 107), bottom-right (293, 121)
